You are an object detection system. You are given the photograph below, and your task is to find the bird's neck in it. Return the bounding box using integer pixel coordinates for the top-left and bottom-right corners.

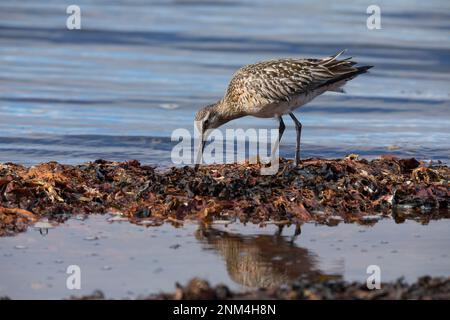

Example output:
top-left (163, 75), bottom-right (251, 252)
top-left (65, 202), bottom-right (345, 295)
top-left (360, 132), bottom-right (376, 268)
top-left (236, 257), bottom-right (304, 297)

top-left (214, 99), bottom-right (246, 126)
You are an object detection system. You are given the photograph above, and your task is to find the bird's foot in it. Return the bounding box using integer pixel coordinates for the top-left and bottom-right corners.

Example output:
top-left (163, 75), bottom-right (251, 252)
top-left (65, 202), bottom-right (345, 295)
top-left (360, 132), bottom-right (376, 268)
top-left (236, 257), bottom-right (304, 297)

top-left (290, 159), bottom-right (304, 171)
top-left (294, 153), bottom-right (302, 167)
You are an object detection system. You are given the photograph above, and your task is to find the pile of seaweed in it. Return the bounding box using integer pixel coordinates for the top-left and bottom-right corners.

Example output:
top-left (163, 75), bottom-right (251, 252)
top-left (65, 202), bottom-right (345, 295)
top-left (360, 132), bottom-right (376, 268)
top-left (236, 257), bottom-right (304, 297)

top-left (63, 276), bottom-right (450, 300)
top-left (1, 156), bottom-right (449, 236)
top-left (147, 276), bottom-right (450, 300)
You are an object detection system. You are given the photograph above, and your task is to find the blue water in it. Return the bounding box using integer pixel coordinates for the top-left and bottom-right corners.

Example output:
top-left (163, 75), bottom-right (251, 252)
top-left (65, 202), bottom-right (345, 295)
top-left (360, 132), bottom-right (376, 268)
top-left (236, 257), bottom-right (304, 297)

top-left (2, 216), bottom-right (450, 299)
top-left (1, 1), bottom-right (450, 299)
top-left (1, 0), bottom-right (449, 165)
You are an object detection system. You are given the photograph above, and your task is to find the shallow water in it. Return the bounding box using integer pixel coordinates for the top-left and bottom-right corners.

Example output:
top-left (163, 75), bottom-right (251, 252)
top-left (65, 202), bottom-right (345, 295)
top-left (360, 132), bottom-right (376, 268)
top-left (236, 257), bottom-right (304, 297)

top-left (0, 0), bottom-right (449, 165)
top-left (1, 1), bottom-right (449, 300)
top-left (1, 215), bottom-right (450, 299)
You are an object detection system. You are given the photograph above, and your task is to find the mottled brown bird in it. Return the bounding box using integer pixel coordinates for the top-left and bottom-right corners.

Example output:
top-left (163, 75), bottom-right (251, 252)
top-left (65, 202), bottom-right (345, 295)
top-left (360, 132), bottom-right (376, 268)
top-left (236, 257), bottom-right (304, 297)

top-left (195, 50), bottom-right (372, 165)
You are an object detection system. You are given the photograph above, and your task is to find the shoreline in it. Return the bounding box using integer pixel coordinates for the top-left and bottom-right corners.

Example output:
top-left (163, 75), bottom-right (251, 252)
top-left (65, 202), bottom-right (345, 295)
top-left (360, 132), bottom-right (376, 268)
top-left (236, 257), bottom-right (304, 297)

top-left (1, 156), bottom-right (448, 236)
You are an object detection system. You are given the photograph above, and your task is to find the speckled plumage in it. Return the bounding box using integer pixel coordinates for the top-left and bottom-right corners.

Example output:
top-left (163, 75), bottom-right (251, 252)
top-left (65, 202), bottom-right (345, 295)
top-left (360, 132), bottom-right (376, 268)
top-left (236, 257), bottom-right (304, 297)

top-left (195, 50), bottom-right (372, 165)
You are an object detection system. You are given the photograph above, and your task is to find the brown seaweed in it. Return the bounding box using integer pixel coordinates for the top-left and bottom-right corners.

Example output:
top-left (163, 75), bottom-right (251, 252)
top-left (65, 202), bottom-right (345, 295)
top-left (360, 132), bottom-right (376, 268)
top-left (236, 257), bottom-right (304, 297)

top-left (0, 156), bottom-right (449, 236)
top-left (63, 276), bottom-right (450, 300)
top-left (147, 276), bottom-right (450, 300)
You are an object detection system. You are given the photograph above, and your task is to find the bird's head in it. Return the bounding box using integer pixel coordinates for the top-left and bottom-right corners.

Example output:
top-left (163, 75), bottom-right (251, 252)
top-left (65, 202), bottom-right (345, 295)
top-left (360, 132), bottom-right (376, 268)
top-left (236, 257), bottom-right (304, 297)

top-left (194, 102), bottom-right (223, 134)
top-left (196, 102), bottom-right (223, 142)
top-left (194, 101), bottom-right (226, 157)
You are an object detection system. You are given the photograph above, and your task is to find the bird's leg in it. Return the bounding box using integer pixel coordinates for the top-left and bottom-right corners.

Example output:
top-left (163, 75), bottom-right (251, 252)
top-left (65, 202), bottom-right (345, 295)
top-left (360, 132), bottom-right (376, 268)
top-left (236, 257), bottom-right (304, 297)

top-left (270, 116), bottom-right (285, 165)
top-left (278, 116), bottom-right (286, 143)
top-left (289, 223), bottom-right (302, 244)
top-left (288, 112), bottom-right (302, 166)
top-left (276, 224), bottom-right (284, 236)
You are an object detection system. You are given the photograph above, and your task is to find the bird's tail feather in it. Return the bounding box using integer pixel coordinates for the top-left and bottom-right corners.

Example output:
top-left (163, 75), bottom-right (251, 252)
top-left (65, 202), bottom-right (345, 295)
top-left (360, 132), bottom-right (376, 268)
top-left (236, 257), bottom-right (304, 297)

top-left (308, 51), bottom-right (373, 93)
top-left (318, 64), bottom-right (373, 92)
top-left (355, 65), bottom-right (374, 74)
top-left (322, 49), bottom-right (347, 66)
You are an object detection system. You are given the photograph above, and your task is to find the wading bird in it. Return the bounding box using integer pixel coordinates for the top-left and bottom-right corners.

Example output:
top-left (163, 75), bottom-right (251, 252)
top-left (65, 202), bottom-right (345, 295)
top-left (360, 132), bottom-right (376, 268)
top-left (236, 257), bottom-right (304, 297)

top-left (195, 50), bottom-right (372, 166)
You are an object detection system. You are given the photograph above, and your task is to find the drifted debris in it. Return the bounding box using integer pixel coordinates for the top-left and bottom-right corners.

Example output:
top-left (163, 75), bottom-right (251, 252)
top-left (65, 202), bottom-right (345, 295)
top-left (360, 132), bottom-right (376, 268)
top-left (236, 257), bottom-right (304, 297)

top-left (0, 157), bottom-right (449, 236)
top-left (66, 276), bottom-right (450, 300)
top-left (148, 276), bottom-right (450, 300)
top-left (0, 206), bottom-right (36, 236)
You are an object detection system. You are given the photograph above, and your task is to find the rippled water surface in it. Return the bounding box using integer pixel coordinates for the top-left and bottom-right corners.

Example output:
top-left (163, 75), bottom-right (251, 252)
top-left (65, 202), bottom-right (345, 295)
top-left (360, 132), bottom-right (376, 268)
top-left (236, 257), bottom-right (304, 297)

top-left (0, 0), bottom-right (449, 299)
top-left (0, 0), bottom-right (449, 165)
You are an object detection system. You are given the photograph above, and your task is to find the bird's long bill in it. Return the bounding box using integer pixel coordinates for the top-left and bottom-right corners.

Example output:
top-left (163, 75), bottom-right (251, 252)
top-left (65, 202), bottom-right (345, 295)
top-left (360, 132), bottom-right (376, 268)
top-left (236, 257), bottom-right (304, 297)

top-left (201, 136), bottom-right (206, 154)
top-left (194, 132), bottom-right (206, 170)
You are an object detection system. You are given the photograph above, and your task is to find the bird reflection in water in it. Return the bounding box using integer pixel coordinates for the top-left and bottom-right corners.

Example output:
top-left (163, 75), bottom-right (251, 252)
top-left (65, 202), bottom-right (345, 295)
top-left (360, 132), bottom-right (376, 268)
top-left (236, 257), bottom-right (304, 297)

top-left (195, 224), bottom-right (341, 288)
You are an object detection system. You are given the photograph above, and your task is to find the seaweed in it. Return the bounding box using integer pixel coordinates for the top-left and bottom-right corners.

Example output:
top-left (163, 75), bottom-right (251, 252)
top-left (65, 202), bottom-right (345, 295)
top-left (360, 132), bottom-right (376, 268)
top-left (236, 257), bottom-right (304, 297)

top-left (0, 156), bottom-right (449, 236)
top-left (65, 276), bottom-right (450, 300)
top-left (147, 276), bottom-right (450, 300)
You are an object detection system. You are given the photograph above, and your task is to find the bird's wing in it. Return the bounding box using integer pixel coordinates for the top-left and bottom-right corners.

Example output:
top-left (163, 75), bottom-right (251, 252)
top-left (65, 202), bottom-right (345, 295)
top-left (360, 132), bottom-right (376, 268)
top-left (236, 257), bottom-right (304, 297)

top-left (231, 51), bottom-right (363, 105)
